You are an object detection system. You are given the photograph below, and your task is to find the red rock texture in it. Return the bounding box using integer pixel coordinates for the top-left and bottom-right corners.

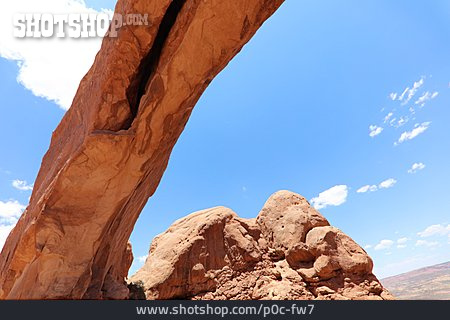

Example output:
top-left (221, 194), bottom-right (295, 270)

top-left (131, 191), bottom-right (393, 300)
top-left (0, 0), bottom-right (284, 299)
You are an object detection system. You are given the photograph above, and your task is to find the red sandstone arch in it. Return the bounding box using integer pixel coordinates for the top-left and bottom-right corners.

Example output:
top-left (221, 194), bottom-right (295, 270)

top-left (0, 0), bottom-right (284, 299)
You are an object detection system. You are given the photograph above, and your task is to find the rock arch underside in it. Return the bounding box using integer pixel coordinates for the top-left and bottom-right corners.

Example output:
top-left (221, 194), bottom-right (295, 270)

top-left (0, 0), bottom-right (285, 299)
top-left (0, 0), bottom-right (392, 300)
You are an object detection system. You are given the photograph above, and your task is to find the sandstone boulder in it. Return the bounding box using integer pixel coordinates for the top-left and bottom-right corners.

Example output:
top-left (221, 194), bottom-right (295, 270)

top-left (256, 191), bottom-right (330, 255)
top-left (306, 226), bottom-right (374, 275)
top-left (130, 191), bottom-right (393, 300)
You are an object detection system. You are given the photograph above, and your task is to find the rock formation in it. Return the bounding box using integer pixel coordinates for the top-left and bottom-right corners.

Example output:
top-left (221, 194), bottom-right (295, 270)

top-left (0, 0), bottom-right (284, 299)
top-left (130, 191), bottom-right (393, 300)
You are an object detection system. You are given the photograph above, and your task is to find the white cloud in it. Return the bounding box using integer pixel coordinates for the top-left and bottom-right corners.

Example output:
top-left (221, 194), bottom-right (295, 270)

top-left (401, 77), bottom-right (425, 105)
top-left (408, 162), bottom-right (426, 174)
top-left (0, 200), bottom-right (26, 250)
top-left (383, 112), bottom-right (394, 124)
top-left (310, 185), bottom-right (348, 210)
top-left (398, 87), bottom-right (409, 101)
top-left (0, 224), bottom-right (16, 251)
top-left (415, 240), bottom-right (439, 248)
top-left (417, 224), bottom-right (450, 238)
top-left (369, 125), bottom-right (383, 138)
top-left (364, 244), bottom-right (372, 249)
top-left (389, 93), bottom-right (397, 101)
top-left (0, 200), bottom-right (26, 221)
top-left (415, 91), bottom-right (439, 107)
top-left (396, 122), bottom-right (431, 144)
top-left (137, 255), bottom-right (148, 263)
top-left (357, 185), bottom-right (378, 193)
top-left (0, 1), bottom-right (112, 110)
top-left (395, 116), bottom-right (409, 128)
top-left (389, 117), bottom-right (397, 127)
top-left (12, 179), bottom-right (33, 191)
top-left (379, 178), bottom-right (397, 189)
top-left (357, 178), bottom-right (397, 194)
top-left (375, 239), bottom-right (394, 251)
top-left (396, 237), bottom-right (409, 248)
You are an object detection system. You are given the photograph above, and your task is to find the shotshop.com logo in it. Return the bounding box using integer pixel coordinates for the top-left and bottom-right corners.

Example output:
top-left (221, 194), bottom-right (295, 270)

top-left (13, 13), bottom-right (150, 38)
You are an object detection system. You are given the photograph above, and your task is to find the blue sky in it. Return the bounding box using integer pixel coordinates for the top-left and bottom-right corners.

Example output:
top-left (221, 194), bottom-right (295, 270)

top-left (0, 0), bottom-right (449, 279)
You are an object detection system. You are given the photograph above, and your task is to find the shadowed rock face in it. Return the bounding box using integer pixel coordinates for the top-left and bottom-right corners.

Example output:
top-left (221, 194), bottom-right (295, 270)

top-left (0, 0), bottom-right (284, 299)
top-left (131, 191), bottom-right (393, 300)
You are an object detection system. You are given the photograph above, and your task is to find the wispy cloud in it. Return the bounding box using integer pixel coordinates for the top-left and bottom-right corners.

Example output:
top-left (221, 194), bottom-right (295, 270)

top-left (12, 179), bottom-right (33, 191)
top-left (357, 185), bottom-right (378, 193)
top-left (357, 178), bottom-right (397, 193)
top-left (396, 122), bottom-right (431, 145)
top-left (397, 237), bottom-right (409, 249)
top-left (401, 77), bottom-right (425, 106)
top-left (375, 239), bottom-right (394, 251)
top-left (398, 87), bottom-right (409, 102)
top-left (369, 125), bottom-right (383, 138)
top-left (383, 112), bottom-right (394, 124)
top-left (395, 116), bottom-right (409, 128)
top-left (417, 224), bottom-right (450, 238)
top-left (415, 240), bottom-right (439, 248)
top-left (310, 185), bottom-right (348, 210)
top-left (408, 162), bottom-right (426, 174)
top-left (415, 91), bottom-right (439, 107)
top-left (382, 78), bottom-right (439, 145)
top-left (379, 178), bottom-right (397, 189)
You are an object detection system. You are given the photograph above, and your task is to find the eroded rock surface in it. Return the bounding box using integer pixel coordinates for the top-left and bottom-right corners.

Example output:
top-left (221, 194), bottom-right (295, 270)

top-left (0, 0), bottom-right (284, 299)
top-left (131, 191), bottom-right (393, 300)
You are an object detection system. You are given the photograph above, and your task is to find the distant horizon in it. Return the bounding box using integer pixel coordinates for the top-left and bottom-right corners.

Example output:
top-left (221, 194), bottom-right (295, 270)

top-left (381, 260), bottom-right (450, 280)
